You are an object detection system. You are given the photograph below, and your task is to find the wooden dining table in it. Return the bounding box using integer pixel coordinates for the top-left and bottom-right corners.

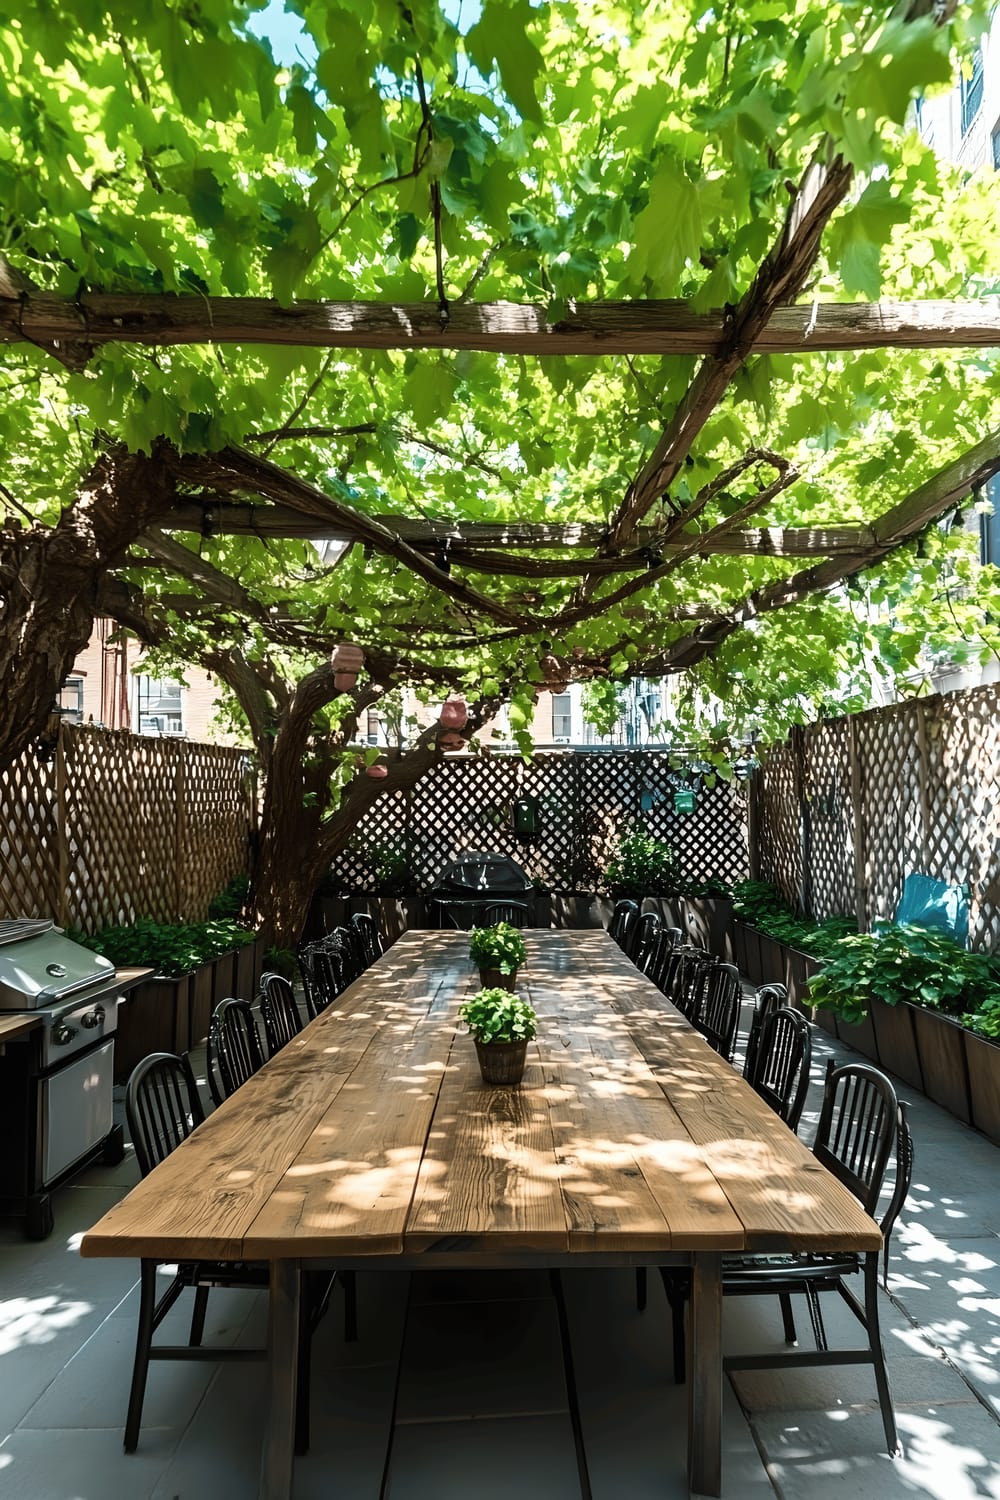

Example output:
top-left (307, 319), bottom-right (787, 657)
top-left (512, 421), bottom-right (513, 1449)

top-left (81, 929), bottom-right (881, 1498)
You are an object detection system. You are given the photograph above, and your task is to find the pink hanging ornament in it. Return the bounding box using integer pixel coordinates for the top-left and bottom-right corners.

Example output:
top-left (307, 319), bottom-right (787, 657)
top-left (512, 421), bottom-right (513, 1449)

top-left (539, 653), bottom-right (569, 694)
top-left (438, 731), bottom-right (467, 753)
top-left (439, 695), bottom-right (469, 730)
top-left (331, 642), bottom-right (365, 691)
top-left (365, 762), bottom-right (388, 779)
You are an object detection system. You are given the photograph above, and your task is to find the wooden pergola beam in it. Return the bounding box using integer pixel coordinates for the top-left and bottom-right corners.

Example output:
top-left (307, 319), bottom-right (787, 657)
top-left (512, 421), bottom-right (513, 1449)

top-left (162, 499), bottom-right (875, 559)
top-left (3, 292), bottom-right (1000, 358)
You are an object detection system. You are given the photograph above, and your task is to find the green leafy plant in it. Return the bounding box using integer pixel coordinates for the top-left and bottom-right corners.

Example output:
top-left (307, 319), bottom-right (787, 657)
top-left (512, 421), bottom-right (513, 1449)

top-left (468, 922), bottom-right (527, 975)
top-left (808, 923), bottom-right (1000, 1025)
top-left (733, 881), bottom-right (854, 959)
top-left (964, 992), bottom-right (1000, 1040)
top-left (74, 918), bottom-right (255, 978)
top-left (208, 874), bottom-right (250, 920)
top-left (350, 835), bottom-right (412, 894)
top-left (604, 826), bottom-right (677, 896)
top-left (459, 988), bottom-right (538, 1045)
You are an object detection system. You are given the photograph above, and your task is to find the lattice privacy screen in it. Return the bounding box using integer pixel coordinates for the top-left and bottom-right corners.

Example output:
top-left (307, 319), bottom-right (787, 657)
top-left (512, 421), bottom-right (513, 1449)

top-left (754, 682), bottom-right (1000, 952)
top-left (0, 723), bottom-right (253, 933)
top-left (328, 750), bottom-right (751, 894)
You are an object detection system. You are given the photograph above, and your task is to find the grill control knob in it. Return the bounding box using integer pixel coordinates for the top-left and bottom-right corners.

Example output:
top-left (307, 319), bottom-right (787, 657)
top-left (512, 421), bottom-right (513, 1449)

top-left (53, 1025), bottom-right (74, 1045)
top-left (46, 963), bottom-right (68, 978)
top-left (81, 1007), bottom-right (104, 1028)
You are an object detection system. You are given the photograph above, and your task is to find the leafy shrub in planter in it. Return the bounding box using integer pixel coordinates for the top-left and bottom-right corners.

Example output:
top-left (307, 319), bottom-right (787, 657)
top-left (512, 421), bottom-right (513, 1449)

top-left (207, 874), bottom-right (250, 920)
top-left (733, 880), bottom-right (854, 959)
top-left (75, 917), bottom-right (255, 978)
top-left (604, 827), bottom-right (677, 896)
top-left (808, 923), bottom-right (1000, 1026)
top-left (963, 991), bottom-right (1000, 1038)
top-left (459, 989), bottom-right (537, 1044)
top-left (469, 922), bottom-right (527, 976)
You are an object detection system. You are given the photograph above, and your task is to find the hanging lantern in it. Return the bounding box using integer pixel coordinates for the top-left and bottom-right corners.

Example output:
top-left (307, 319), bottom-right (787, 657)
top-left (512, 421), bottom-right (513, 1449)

top-left (539, 653), bottom-right (569, 694)
top-left (438, 731), bottom-right (467, 753)
top-left (673, 787), bottom-right (696, 815)
top-left (331, 642), bottom-right (365, 691)
top-left (439, 695), bottom-right (468, 730)
top-left (365, 762), bottom-right (388, 780)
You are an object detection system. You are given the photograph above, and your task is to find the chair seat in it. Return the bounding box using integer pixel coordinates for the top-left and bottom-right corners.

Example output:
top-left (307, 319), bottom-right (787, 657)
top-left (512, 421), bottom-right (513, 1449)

top-left (722, 1251), bottom-right (863, 1284)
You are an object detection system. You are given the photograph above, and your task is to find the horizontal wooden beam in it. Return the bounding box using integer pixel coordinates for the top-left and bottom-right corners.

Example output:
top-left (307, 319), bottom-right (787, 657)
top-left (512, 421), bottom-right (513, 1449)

top-left (3, 293), bottom-right (1000, 358)
top-left (163, 500), bottom-right (874, 559)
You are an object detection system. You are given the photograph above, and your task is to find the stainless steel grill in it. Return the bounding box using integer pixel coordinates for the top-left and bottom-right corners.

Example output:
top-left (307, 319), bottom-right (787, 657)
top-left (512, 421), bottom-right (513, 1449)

top-left (0, 919), bottom-right (124, 1239)
top-left (429, 852), bottom-right (535, 927)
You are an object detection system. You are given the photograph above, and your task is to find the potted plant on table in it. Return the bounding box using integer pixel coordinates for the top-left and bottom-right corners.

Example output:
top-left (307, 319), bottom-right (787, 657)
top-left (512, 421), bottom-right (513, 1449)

top-left (459, 988), bottom-right (538, 1085)
top-left (469, 921), bottom-right (526, 991)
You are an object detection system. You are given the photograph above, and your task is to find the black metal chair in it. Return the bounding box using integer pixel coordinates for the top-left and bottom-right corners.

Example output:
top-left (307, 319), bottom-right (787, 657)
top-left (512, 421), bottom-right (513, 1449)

top-left (693, 961), bottom-right (742, 1062)
top-left (480, 900), bottom-right (530, 928)
top-left (299, 939), bottom-right (344, 1019)
top-left (742, 981), bottom-right (788, 1084)
top-left (350, 911), bottom-right (384, 964)
top-left (208, 997), bottom-right (264, 1098)
top-left (259, 971), bottom-right (304, 1058)
top-left (748, 1005), bottom-right (812, 1131)
top-left (639, 925), bottom-right (676, 987)
top-left (652, 1062), bottom-right (913, 1450)
top-left (331, 925), bottom-right (365, 985)
top-left (631, 911), bottom-right (662, 970)
top-left (123, 1053), bottom-right (339, 1457)
top-left (668, 945), bottom-right (715, 1023)
top-left (608, 898), bottom-right (639, 951)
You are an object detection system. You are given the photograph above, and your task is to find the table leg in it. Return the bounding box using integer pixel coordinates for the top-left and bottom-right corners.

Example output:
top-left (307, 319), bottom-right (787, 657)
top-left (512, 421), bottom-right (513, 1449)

top-left (688, 1251), bottom-right (723, 1497)
top-left (260, 1258), bottom-right (300, 1500)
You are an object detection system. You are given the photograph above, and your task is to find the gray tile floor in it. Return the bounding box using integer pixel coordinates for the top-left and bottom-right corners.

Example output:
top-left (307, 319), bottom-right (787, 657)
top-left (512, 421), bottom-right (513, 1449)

top-left (1, 1018), bottom-right (998, 1499)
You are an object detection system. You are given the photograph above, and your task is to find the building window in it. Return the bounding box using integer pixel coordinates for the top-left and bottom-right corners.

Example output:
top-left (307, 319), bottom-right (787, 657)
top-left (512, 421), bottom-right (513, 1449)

top-left (58, 677), bottom-right (84, 725)
top-left (551, 693), bottom-right (572, 740)
top-left (993, 125), bottom-right (1000, 171)
top-left (961, 47), bottom-right (984, 136)
top-left (137, 676), bottom-right (183, 736)
top-left (366, 710), bottom-right (380, 744)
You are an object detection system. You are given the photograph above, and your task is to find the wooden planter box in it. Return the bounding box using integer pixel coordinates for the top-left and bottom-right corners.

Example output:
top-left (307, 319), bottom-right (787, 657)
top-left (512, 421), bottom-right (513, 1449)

top-left (735, 921), bottom-right (763, 984)
top-left (783, 949), bottom-right (821, 1015)
top-left (867, 999), bottom-right (923, 1090)
top-left (211, 950), bottom-right (240, 1008)
top-left (911, 1007), bottom-right (971, 1124)
top-left (833, 1010), bottom-right (880, 1063)
top-left (682, 896), bottom-right (735, 964)
top-left (963, 1030), bottom-right (1000, 1146)
top-left (114, 974), bottom-right (191, 1083)
top-left (187, 963), bottom-right (215, 1050)
top-left (756, 934), bottom-right (786, 988)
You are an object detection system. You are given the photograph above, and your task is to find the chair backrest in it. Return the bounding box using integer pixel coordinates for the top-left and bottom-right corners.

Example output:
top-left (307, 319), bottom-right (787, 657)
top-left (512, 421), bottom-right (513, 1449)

top-left (742, 981), bottom-right (788, 1082)
top-left (480, 900), bottom-right (530, 928)
top-left (609, 899), bottom-right (639, 949)
top-left (209, 997), bottom-right (264, 1098)
top-left (813, 1062), bottom-right (906, 1221)
top-left (259, 971), bottom-right (303, 1057)
top-left (694, 962), bottom-right (741, 1061)
top-left (125, 1052), bottom-right (205, 1178)
top-left (331, 925), bottom-right (365, 984)
top-left (749, 1005), bottom-right (812, 1130)
top-left (640, 925), bottom-right (675, 987)
top-left (632, 911), bottom-right (662, 970)
top-left (350, 911), bottom-right (384, 962)
top-left (668, 946), bottom-right (715, 1022)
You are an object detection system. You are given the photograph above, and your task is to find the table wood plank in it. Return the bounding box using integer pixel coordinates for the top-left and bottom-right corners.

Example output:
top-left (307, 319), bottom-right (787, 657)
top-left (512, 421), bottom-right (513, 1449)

top-left (81, 942), bottom-right (459, 1259)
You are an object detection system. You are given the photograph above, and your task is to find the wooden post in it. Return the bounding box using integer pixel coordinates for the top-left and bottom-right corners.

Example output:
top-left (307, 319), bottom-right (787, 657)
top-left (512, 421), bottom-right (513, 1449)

top-left (747, 767), bottom-right (762, 882)
top-left (174, 741), bottom-right (187, 920)
top-left (915, 703), bottom-right (933, 872)
top-left (846, 716), bottom-right (867, 932)
top-left (791, 726), bottom-right (811, 916)
top-left (55, 721), bottom-right (69, 929)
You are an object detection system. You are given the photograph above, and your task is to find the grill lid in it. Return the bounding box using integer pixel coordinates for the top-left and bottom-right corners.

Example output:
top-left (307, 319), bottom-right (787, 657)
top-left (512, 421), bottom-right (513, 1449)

top-left (0, 923), bottom-right (115, 1009)
top-left (432, 852), bottom-right (533, 895)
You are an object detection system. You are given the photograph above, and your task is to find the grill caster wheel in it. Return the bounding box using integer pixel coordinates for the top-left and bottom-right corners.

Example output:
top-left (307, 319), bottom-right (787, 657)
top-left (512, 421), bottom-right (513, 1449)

top-left (25, 1192), bottom-right (54, 1241)
top-left (101, 1124), bottom-right (125, 1167)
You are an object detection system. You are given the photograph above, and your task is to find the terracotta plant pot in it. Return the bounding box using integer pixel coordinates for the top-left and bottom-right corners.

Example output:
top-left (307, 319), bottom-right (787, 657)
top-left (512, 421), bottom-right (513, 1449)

top-left (475, 1038), bottom-right (528, 1085)
top-left (478, 967), bottom-right (517, 991)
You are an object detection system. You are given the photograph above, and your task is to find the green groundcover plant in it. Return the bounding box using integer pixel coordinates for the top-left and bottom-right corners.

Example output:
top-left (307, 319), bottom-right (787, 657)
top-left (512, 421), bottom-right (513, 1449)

top-left (459, 989), bottom-right (538, 1045)
top-left (733, 881), bottom-right (855, 960)
top-left (808, 923), bottom-right (1000, 1026)
top-left (468, 922), bottom-right (527, 975)
top-left (75, 917), bottom-right (255, 978)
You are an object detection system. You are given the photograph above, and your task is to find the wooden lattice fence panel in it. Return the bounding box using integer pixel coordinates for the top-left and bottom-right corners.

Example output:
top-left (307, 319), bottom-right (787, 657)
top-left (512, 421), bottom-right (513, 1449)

top-left (0, 724), bottom-right (253, 933)
top-left (753, 681), bottom-right (1000, 951)
top-left (757, 741), bottom-right (801, 910)
top-left (327, 750), bottom-right (750, 894)
top-left (0, 750), bottom-right (61, 919)
top-left (802, 720), bottom-right (854, 920)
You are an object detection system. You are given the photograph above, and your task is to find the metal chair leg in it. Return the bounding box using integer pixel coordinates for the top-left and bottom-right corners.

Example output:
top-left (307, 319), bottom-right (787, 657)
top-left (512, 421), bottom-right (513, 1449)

top-left (779, 1291), bottom-right (797, 1344)
top-left (636, 1266), bottom-right (648, 1311)
top-left (189, 1284), bottom-right (209, 1347)
top-left (659, 1269), bottom-right (688, 1384)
